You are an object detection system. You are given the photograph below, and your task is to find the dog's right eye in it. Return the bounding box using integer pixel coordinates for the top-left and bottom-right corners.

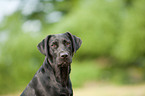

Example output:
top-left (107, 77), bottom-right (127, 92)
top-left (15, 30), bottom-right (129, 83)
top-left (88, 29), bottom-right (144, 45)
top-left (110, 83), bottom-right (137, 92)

top-left (51, 42), bottom-right (58, 48)
top-left (66, 42), bottom-right (70, 47)
top-left (51, 44), bottom-right (57, 47)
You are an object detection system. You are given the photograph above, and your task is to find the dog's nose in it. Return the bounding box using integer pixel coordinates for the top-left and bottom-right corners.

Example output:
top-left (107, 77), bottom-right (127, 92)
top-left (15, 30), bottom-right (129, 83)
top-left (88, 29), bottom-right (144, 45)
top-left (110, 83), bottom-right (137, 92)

top-left (60, 52), bottom-right (68, 58)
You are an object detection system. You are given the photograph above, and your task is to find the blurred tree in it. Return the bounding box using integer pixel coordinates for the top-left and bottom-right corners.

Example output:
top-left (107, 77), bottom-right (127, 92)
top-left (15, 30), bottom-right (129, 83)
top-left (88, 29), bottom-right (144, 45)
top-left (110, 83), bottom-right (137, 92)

top-left (18, 0), bottom-right (78, 24)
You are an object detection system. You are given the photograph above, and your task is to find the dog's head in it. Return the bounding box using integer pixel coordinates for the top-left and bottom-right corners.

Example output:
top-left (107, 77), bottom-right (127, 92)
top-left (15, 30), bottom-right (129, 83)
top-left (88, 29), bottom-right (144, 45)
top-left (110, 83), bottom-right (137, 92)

top-left (37, 32), bottom-right (82, 67)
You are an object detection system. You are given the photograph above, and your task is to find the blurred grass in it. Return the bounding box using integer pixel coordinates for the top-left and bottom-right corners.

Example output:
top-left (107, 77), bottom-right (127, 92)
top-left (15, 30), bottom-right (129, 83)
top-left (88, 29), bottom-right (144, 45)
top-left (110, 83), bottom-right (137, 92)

top-left (74, 82), bottom-right (145, 96)
top-left (3, 83), bottom-right (145, 96)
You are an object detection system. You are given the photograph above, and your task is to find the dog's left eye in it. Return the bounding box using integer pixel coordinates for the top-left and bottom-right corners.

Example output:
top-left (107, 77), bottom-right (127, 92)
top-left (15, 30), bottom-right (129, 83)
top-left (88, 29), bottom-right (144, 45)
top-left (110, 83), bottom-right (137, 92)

top-left (66, 42), bottom-right (70, 46)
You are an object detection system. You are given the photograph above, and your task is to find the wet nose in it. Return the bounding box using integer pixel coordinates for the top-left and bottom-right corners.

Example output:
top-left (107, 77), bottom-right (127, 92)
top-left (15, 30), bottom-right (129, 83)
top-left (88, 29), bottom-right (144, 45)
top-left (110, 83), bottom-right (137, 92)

top-left (60, 52), bottom-right (68, 58)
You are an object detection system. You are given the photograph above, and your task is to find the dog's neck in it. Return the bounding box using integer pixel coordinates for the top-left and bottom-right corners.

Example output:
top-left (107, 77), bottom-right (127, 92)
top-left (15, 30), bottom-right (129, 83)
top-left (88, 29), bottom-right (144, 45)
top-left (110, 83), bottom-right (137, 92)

top-left (54, 64), bottom-right (70, 87)
top-left (45, 58), bottom-right (70, 87)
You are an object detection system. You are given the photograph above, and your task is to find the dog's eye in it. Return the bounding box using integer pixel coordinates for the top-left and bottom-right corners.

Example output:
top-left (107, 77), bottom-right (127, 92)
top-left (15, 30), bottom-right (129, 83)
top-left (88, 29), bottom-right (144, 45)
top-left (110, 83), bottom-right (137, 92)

top-left (66, 42), bottom-right (70, 46)
top-left (51, 44), bottom-right (57, 48)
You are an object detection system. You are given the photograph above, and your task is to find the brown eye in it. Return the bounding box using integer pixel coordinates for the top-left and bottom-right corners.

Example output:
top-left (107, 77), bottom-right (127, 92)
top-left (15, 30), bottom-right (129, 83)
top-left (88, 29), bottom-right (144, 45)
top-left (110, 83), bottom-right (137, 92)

top-left (66, 42), bottom-right (70, 46)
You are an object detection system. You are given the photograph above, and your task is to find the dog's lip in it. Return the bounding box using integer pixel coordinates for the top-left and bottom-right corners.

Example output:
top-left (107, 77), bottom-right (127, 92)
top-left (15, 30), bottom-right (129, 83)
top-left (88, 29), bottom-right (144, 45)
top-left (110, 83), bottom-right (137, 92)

top-left (58, 62), bottom-right (67, 65)
top-left (57, 61), bottom-right (70, 67)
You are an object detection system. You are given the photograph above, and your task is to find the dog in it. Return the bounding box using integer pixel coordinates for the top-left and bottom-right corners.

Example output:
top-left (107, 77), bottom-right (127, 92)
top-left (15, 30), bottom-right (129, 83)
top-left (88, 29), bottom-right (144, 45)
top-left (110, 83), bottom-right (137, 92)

top-left (21, 32), bottom-right (82, 96)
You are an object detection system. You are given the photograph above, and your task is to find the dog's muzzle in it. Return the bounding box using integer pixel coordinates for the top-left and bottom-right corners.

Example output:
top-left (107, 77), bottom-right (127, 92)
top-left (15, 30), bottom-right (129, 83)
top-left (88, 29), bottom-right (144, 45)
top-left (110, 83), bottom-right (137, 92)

top-left (57, 52), bottom-right (71, 67)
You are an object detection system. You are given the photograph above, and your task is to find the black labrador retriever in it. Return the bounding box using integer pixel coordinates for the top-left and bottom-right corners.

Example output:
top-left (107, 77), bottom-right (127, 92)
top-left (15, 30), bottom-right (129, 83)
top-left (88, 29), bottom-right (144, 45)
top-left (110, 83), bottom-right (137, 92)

top-left (21, 32), bottom-right (82, 96)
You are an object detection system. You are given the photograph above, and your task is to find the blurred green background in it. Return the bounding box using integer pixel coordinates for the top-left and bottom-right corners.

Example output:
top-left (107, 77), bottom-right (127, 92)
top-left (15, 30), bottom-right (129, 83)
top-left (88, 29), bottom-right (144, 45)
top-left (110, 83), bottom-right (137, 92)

top-left (0, 0), bottom-right (145, 94)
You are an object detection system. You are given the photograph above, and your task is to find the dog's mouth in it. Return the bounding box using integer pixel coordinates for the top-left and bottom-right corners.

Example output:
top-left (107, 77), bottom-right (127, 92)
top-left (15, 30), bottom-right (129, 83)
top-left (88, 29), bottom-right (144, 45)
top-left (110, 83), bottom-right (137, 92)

top-left (57, 59), bottom-right (72, 67)
top-left (58, 61), bottom-right (71, 67)
top-left (56, 56), bottom-right (72, 67)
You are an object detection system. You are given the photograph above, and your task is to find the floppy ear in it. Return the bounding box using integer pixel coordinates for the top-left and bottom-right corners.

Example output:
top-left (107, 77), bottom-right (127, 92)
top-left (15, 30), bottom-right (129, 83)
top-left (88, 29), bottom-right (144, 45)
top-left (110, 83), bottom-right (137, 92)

top-left (37, 35), bottom-right (52, 63)
top-left (66, 32), bottom-right (82, 54)
top-left (37, 39), bottom-right (46, 55)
